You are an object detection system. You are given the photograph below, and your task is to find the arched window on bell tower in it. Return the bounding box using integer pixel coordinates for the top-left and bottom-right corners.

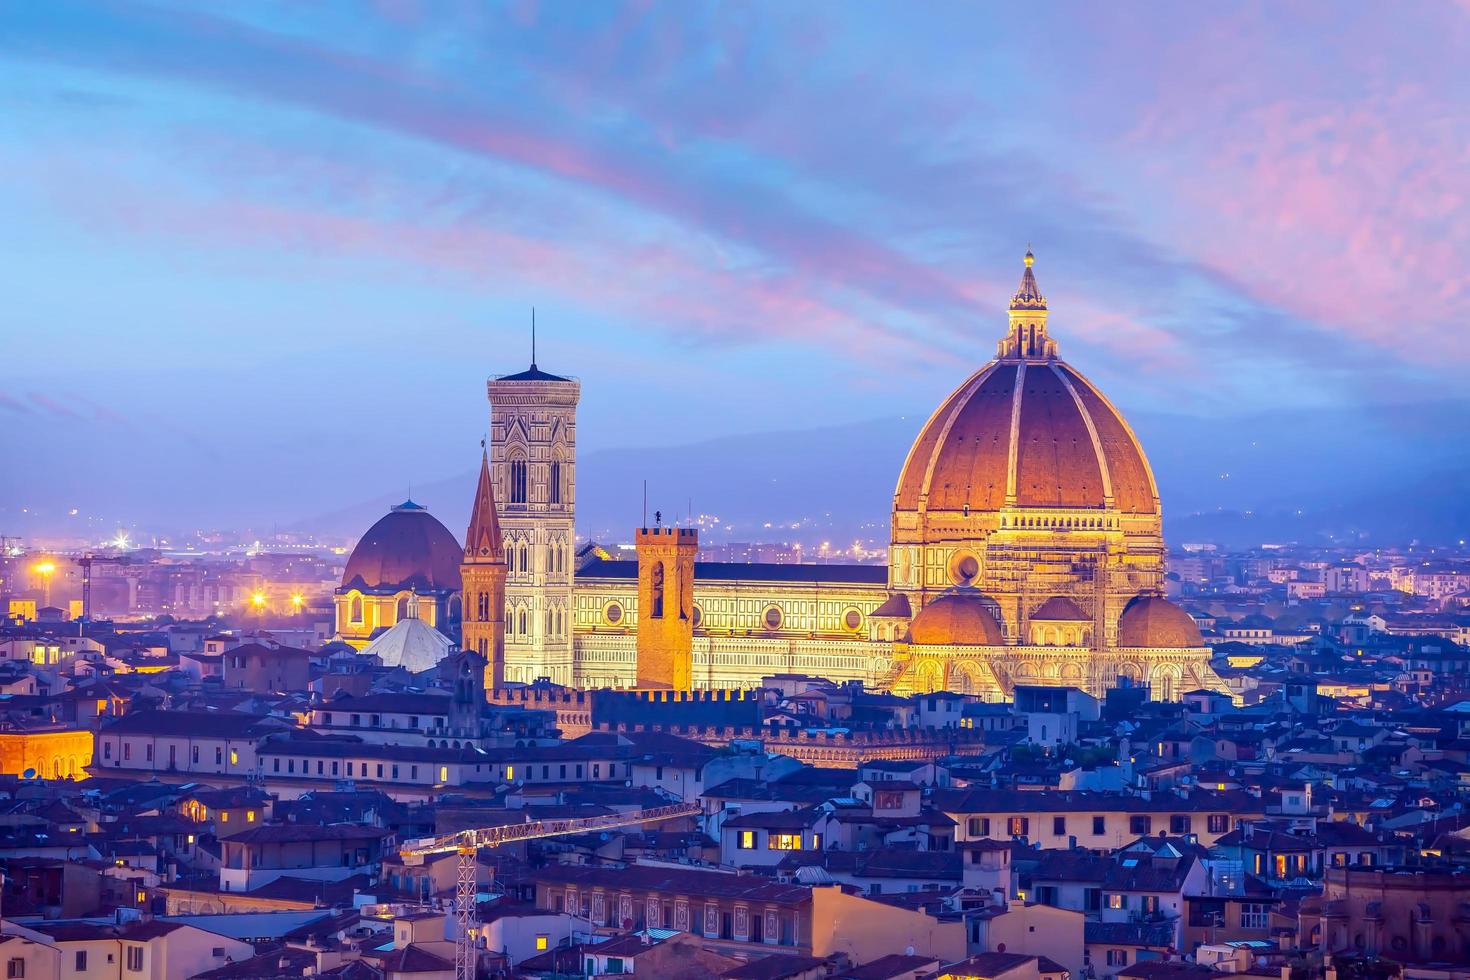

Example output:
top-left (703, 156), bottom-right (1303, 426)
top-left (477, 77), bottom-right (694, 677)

top-left (550, 460), bottom-right (561, 504)
top-left (651, 561), bottom-right (665, 619)
top-left (509, 458), bottom-right (528, 504)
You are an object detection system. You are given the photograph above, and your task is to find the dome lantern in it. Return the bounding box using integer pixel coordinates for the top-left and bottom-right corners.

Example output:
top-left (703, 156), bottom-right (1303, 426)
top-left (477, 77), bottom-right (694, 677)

top-left (999, 248), bottom-right (1056, 360)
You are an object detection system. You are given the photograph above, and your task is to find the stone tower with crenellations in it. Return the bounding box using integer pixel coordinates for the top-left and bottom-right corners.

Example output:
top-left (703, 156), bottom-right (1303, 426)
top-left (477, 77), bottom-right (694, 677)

top-left (634, 526), bottom-right (698, 690)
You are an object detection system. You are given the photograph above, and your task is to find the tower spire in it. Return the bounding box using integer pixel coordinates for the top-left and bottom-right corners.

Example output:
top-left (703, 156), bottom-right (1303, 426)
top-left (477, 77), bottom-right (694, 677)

top-left (1010, 247), bottom-right (1046, 312)
top-left (465, 446), bottom-right (504, 561)
top-left (530, 307), bottom-right (537, 371)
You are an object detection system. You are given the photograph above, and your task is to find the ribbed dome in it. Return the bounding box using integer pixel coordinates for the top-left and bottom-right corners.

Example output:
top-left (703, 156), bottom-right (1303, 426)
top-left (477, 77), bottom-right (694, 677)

top-left (894, 252), bottom-right (1157, 519)
top-left (1030, 596), bottom-right (1089, 621)
top-left (341, 501), bottom-right (463, 593)
top-left (1116, 595), bottom-right (1203, 648)
top-left (908, 593), bottom-right (1004, 646)
top-left (894, 359), bottom-right (1158, 515)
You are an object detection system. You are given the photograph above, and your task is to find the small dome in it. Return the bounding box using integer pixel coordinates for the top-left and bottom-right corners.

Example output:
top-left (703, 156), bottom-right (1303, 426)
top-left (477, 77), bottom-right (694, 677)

top-left (1030, 596), bottom-right (1089, 621)
top-left (341, 501), bottom-right (463, 593)
top-left (908, 593), bottom-right (1004, 646)
top-left (1117, 595), bottom-right (1204, 648)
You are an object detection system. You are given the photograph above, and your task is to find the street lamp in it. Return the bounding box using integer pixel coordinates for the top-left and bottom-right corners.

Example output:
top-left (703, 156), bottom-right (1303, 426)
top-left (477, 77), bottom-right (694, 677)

top-left (34, 560), bottom-right (56, 609)
top-left (290, 593), bottom-right (305, 614)
top-left (250, 591), bottom-right (267, 612)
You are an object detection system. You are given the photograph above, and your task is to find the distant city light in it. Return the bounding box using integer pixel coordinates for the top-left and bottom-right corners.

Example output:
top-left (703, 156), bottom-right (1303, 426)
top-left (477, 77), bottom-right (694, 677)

top-left (34, 561), bottom-right (56, 576)
top-left (113, 532), bottom-right (130, 550)
top-left (250, 592), bottom-right (267, 608)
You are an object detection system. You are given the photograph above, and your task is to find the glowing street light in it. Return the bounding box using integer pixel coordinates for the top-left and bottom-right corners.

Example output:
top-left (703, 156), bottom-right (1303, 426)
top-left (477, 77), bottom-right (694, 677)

top-left (112, 532), bottom-right (130, 550)
top-left (34, 560), bottom-right (56, 608)
top-left (250, 592), bottom-right (267, 610)
top-left (290, 593), bottom-right (305, 612)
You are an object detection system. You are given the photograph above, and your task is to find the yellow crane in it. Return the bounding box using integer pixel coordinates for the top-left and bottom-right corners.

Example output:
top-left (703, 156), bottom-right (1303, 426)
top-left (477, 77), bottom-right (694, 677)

top-left (398, 801), bottom-right (702, 980)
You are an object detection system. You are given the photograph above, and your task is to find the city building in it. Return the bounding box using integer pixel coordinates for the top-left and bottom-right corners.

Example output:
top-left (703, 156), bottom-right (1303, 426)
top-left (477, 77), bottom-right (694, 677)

top-left (332, 253), bottom-right (1226, 702)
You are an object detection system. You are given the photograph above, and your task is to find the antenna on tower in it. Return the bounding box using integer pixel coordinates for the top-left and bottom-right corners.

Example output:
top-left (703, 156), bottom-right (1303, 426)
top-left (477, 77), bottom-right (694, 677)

top-left (530, 307), bottom-right (537, 370)
top-left (642, 480), bottom-right (648, 530)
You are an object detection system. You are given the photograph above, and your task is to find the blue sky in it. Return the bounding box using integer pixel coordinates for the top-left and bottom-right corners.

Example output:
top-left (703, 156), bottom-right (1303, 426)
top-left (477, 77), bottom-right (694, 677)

top-left (2, 2), bottom-right (1468, 541)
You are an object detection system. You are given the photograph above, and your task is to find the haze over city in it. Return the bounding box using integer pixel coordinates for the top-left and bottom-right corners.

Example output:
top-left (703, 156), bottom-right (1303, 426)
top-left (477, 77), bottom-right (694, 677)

top-left (4, 2), bottom-right (1468, 548)
top-left (7, 7), bottom-right (1470, 980)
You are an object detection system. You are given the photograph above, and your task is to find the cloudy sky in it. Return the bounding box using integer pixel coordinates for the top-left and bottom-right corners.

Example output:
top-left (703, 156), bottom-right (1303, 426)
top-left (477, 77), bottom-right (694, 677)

top-left (3, 2), bottom-right (1468, 541)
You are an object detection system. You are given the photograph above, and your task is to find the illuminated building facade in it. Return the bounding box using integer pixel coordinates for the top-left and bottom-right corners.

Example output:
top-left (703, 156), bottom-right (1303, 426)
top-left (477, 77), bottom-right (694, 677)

top-left (487, 360), bottom-right (579, 686)
top-left (335, 254), bottom-right (1223, 700)
top-left (564, 254), bottom-right (1223, 700)
top-left (0, 727), bottom-right (94, 780)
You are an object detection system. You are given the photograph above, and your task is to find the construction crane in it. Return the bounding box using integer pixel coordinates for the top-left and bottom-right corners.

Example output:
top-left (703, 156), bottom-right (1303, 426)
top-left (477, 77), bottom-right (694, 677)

top-left (399, 801), bottom-right (702, 980)
top-left (78, 553), bottom-right (128, 622)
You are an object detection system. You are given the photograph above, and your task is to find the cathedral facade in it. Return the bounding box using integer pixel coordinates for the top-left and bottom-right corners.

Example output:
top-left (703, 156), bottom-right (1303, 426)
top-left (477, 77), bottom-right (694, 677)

top-left (336, 254), bottom-right (1225, 701)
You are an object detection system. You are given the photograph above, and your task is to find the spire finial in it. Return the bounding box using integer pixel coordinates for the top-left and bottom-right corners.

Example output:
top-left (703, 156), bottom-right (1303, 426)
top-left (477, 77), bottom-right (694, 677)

top-left (1009, 247), bottom-right (1046, 311)
top-left (530, 307), bottom-right (537, 370)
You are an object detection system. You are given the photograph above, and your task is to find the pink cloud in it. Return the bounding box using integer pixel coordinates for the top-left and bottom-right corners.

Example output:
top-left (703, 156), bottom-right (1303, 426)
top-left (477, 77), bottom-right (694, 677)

top-left (1094, 6), bottom-right (1470, 362)
top-left (28, 391), bottom-right (84, 419)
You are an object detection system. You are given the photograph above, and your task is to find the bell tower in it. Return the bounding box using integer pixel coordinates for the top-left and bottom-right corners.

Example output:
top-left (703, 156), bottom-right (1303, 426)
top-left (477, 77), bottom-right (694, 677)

top-left (461, 448), bottom-right (507, 689)
top-left (635, 525), bottom-right (698, 690)
top-left (487, 344), bottom-right (579, 686)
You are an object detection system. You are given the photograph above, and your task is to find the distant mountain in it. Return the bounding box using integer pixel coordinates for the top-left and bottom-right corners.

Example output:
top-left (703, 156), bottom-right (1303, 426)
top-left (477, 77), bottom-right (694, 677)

top-left (303, 398), bottom-right (1470, 549)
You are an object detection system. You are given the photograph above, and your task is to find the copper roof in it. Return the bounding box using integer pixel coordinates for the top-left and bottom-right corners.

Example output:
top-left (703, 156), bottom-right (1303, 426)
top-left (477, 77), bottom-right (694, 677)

top-left (908, 593), bottom-right (1004, 646)
top-left (894, 360), bottom-right (1158, 515)
top-left (340, 502), bottom-right (463, 592)
top-left (1116, 595), bottom-right (1204, 648)
top-left (463, 450), bottom-right (504, 562)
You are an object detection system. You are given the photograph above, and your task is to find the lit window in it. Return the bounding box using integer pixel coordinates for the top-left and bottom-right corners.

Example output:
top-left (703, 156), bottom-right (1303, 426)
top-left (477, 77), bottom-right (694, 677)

top-left (767, 834), bottom-right (802, 850)
top-left (247, 810), bottom-right (256, 823)
top-left (229, 749), bottom-right (238, 766)
top-left (535, 935), bottom-right (549, 951)
top-left (506, 766), bottom-right (515, 780)
top-left (439, 766), bottom-right (449, 782)
top-left (220, 812), bottom-right (229, 823)
top-left (739, 831), bottom-right (756, 849)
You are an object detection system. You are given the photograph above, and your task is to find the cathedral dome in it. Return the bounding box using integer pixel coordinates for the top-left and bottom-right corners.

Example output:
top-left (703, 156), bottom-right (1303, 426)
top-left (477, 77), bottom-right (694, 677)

top-left (1116, 594), bottom-right (1203, 648)
top-left (907, 593), bottom-right (1004, 646)
top-left (341, 501), bottom-right (463, 594)
top-left (893, 254), bottom-right (1157, 518)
